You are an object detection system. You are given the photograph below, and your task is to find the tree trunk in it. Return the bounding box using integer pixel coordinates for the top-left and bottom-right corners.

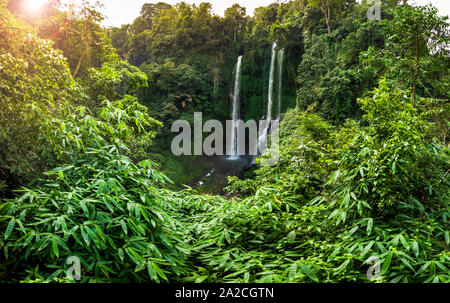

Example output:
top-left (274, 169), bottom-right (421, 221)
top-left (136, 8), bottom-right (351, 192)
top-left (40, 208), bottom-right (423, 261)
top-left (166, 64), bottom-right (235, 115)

top-left (212, 67), bottom-right (220, 93)
top-left (73, 42), bottom-right (89, 78)
top-left (412, 37), bottom-right (419, 107)
top-left (73, 19), bottom-right (91, 79)
top-left (321, 1), bottom-right (331, 35)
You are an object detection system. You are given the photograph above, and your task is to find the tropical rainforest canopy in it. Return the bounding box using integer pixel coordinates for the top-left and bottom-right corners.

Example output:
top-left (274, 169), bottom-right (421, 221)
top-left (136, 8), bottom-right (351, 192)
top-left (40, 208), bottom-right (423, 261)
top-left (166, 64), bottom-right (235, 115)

top-left (0, 0), bottom-right (449, 283)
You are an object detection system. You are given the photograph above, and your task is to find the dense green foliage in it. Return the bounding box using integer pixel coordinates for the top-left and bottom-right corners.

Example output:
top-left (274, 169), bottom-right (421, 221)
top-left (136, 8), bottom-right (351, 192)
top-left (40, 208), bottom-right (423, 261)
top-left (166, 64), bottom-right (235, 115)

top-left (0, 0), bottom-right (448, 283)
top-left (0, 101), bottom-right (184, 282)
top-left (223, 82), bottom-right (449, 283)
top-left (0, 1), bottom-right (81, 193)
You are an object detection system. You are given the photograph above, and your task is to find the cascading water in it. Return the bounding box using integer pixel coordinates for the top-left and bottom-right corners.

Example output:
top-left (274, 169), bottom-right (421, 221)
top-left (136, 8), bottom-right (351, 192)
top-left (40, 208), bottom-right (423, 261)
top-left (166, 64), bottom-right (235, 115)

top-left (257, 42), bottom-right (278, 154)
top-left (228, 55), bottom-right (243, 160)
top-left (267, 42), bottom-right (277, 123)
top-left (277, 49), bottom-right (284, 118)
top-left (254, 43), bottom-right (285, 163)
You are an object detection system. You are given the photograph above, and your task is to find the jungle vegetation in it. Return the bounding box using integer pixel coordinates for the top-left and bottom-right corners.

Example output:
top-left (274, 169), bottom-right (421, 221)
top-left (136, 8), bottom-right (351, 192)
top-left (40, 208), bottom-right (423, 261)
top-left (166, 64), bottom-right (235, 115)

top-left (0, 0), bottom-right (448, 283)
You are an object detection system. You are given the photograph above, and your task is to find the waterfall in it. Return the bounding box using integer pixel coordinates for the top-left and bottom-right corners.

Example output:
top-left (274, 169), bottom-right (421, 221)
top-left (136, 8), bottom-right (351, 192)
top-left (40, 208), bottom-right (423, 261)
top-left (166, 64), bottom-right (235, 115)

top-left (267, 42), bottom-right (277, 122)
top-left (256, 43), bottom-right (285, 161)
top-left (277, 49), bottom-right (284, 118)
top-left (257, 43), bottom-right (277, 155)
top-left (228, 55), bottom-right (243, 159)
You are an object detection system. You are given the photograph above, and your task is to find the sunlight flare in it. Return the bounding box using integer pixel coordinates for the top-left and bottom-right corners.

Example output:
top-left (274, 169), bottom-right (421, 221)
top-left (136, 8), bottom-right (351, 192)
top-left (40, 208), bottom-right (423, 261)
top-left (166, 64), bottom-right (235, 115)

top-left (25, 0), bottom-right (48, 11)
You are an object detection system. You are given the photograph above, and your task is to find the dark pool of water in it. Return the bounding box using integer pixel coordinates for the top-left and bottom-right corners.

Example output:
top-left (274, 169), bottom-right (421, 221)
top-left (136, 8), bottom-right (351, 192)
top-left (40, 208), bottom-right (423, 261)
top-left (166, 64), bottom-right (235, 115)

top-left (187, 155), bottom-right (255, 194)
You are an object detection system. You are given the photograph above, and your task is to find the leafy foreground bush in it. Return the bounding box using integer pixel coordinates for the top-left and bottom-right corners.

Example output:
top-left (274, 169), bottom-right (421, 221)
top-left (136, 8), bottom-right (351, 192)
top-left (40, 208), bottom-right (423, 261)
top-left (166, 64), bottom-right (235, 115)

top-left (316, 82), bottom-right (449, 282)
top-left (1, 81), bottom-right (448, 283)
top-left (0, 4), bottom-right (83, 188)
top-left (0, 96), bottom-right (190, 283)
top-left (213, 82), bottom-right (449, 283)
top-left (0, 148), bottom-right (189, 283)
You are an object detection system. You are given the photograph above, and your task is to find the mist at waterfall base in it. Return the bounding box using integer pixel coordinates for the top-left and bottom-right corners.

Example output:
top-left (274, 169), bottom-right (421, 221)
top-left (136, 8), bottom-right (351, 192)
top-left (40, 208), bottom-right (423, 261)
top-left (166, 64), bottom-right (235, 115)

top-left (189, 43), bottom-right (284, 193)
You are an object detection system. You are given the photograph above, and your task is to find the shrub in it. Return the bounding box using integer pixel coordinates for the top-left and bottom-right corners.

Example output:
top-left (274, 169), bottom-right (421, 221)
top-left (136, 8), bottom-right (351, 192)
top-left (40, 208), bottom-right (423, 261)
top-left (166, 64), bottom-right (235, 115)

top-left (0, 97), bottom-right (186, 283)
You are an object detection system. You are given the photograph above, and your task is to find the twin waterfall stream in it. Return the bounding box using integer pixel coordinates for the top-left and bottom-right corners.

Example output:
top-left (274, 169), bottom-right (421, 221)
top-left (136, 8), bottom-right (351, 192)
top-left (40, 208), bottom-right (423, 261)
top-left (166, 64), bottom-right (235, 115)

top-left (228, 42), bottom-right (284, 161)
top-left (193, 43), bottom-right (285, 192)
top-left (228, 55), bottom-right (243, 159)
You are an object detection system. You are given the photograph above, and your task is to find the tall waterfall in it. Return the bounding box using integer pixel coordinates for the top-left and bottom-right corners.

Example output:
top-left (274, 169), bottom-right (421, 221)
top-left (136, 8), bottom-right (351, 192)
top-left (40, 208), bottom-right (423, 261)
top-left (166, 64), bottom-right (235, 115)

top-left (228, 55), bottom-right (243, 159)
top-left (257, 43), bottom-right (278, 154)
top-left (267, 42), bottom-right (277, 123)
top-left (277, 49), bottom-right (284, 118)
top-left (256, 43), bottom-right (284, 159)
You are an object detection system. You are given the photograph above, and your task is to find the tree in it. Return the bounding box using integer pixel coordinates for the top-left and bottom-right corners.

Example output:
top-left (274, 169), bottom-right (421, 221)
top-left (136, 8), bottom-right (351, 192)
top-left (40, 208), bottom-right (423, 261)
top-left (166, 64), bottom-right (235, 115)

top-left (385, 4), bottom-right (449, 106)
top-left (108, 24), bottom-right (130, 58)
top-left (140, 2), bottom-right (172, 26)
top-left (308, 0), bottom-right (332, 35)
top-left (224, 4), bottom-right (247, 42)
top-left (307, 0), bottom-right (350, 35)
top-left (0, 2), bottom-right (79, 189)
top-left (33, 0), bottom-right (118, 78)
top-left (69, 1), bottom-right (111, 78)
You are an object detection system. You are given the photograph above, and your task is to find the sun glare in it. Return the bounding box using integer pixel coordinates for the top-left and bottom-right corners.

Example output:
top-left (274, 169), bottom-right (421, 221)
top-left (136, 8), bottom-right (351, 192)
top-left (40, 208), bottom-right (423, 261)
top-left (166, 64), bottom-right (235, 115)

top-left (26, 0), bottom-right (48, 11)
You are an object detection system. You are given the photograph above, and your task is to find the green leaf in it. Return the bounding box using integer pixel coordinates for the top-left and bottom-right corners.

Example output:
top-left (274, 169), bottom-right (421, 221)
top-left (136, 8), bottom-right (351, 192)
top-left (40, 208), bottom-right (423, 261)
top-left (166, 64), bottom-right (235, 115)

top-left (244, 272), bottom-right (250, 283)
top-left (287, 231), bottom-right (296, 242)
top-left (367, 218), bottom-right (373, 235)
top-left (86, 226), bottom-right (99, 247)
top-left (195, 275), bottom-right (208, 283)
top-left (390, 275), bottom-right (404, 283)
top-left (118, 248), bottom-right (124, 262)
top-left (80, 202), bottom-right (89, 218)
top-left (152, 263), bottom-right (168, 281)
top-left (52, 236), bottom-right (59, 258)
top-left (382, 252), bottom-right (392, 274)
top-left (328, 247), bottom-right (341, 262)
top-left (399, 257), bottom-right (414, 271)
top-left (412, 241), bottom-right (419, 258)
top-left (223, 270), bottom-right (245, 279)
top-left (328, 170), bottom-right (341, 184)
top-left (5, 219), bottom-right (15, 240)
top-left (298, 262), bottom-right (319, 283)
top-left (224, 231), bottom-right (231, 244)
top-left (80, 225), bottom-right (90, 245)
top-left (120, 220), bottom-right (128, 235)
top-left (147, 262), bottom-right (158, 282)
top-left (348, 226), bottom-right (358, 236)
top-left (434, 261), bottom-right (447, 272)
top-left (362, 241), bottom-right (375, 255)
top-left (126, 247), bottom-right (146, 265)
top-left (289, 262), bottom-right (297, 281)
top-left (46, 269), bottom-right (63, 282)
top-left (399, 234), bottom-right (409, 250)
top-left (415, 262), bottom-right (430, 276)
top-left (23, 231), bottom-right (35, 246)
top-left (60, 217), bottom-right (68, 233)
top-left (334, 259), bottom-right (350, 275)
